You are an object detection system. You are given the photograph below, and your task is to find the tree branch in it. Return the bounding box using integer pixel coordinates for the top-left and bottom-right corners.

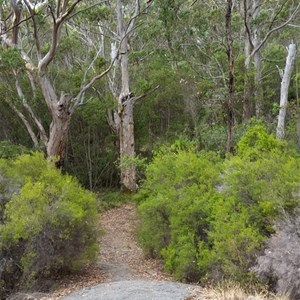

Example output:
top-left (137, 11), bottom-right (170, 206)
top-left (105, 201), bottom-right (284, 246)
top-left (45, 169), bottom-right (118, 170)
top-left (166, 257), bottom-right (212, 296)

top-left (73, 61), bottom-right (115, 109)
top-left (248, 3), bottom-right (300, 62)
top-left (38, 0), bottom-right (83, 72)
top-left (13, 70), bottom-right (48, 145)
top-left (8, 101), bottom-right (39, 148)
top-left (23, 0), bottom-right (42, 60)
top-left (10, 0), bottom-right (21, 45)
top-left (125, 0), bottom-right (153, 37)
top-left (268, 0), bottom-right (289, 31)
top-left (243, 0), bottom-right (254, 50)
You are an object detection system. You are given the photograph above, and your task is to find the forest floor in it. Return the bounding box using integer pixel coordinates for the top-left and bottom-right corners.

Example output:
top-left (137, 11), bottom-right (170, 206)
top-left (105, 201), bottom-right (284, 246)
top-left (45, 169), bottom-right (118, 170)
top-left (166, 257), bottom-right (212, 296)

top-left (15, 202), bottom-right (284, 300)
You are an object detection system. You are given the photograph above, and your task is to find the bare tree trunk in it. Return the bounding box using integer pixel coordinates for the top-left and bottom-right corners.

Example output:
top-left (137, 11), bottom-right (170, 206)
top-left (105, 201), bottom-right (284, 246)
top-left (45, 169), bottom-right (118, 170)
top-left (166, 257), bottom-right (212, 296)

top-left (47, 115), bottom-right (71, 168)
top-left (116, 0), bottom-right (137, 192)
top-left (39, 76), bottom-right (73, 167)
top-left (253, 0), bottom-right (263, 117)
top-left (119, 99), bottom-right (136, 191)
top-left (254, 50), bottom-right (263, 117)
top-left (276, 42), bottom-right (297, 140)
top-left (242, 0), bottom-right (254, 121)
top-left (226, 0), bottom-right (235, 153)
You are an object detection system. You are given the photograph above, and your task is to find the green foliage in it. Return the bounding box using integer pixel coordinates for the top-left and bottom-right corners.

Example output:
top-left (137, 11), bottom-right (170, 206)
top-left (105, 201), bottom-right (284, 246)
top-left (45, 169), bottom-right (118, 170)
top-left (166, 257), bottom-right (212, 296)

top-left (79, 4), bottom-right (111, 22)
top-left (116, 154), bottom-right (147, 182)
top-left (65, 98), bottom-right (119, 190)
top-left (137, 126), bottom-right (300, 284)
top-left (97, 190), bottom-right (133, 212)
top-left (0, 48), bottom-right (24, 70)
top-left (237, 125), bottom-right (286, 160)
top-left (0, 141), bottom-right (29, 159)
top-left (133, 58), bottom-right (189, 150)
top-left (137, 145), bottom-right (222, 281)
top-left (197, 124), bottom-right (227, 155)
top-left (0, 152), bottom-right (98, 298)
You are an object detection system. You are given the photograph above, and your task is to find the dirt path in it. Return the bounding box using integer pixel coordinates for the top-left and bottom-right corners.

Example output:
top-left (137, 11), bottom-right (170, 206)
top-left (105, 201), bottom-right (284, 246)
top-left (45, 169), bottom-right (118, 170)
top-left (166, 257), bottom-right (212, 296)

top-left (38, 202), bottom-right (201, 300)
top-left (98, 203), bottom-right (172, 282)
top-left (59, 202), bottom-right (203, 300)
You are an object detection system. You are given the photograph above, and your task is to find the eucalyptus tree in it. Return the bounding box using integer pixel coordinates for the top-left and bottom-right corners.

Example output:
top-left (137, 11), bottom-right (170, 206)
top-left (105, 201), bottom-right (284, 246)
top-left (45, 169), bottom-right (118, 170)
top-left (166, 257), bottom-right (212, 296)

top-left (276, 41), bottom-right (297, 140)
top-left (96, 0), bottom-right (154, 191)
top-left (0, 0), bottom-right (112, 166)
top-left (241, 0), bottom-right (300, 120)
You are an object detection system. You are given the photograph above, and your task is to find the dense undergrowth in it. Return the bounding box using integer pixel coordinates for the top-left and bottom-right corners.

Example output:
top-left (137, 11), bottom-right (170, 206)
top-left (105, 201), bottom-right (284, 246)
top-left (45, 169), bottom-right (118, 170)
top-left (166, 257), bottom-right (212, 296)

top-left (136, 125), bottom-right (300, 299)
top-left (1, 125), bottom-right (300, 299)
top-left (0, 153), bottom-right (99, 299)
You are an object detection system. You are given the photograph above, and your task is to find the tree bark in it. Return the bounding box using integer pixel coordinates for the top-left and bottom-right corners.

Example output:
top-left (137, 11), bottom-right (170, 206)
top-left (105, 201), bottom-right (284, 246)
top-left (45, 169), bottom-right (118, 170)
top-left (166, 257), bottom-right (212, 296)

top-left (47, 113), bottom-right (72, 168)
top-left (39, 76), bottom-right (73, 167)
top-left (254, 50), bottom-right (263, 117)
top-left (252, 0), bottom-right (263, 117)
top-left (276, 42), bottom-right (297, 140)
top-left (226, 0), bottom-right (235, 153)
top-left (242, 0), bottom-right (254, 121)
top-left (116, 0), bottom-right (137, 192)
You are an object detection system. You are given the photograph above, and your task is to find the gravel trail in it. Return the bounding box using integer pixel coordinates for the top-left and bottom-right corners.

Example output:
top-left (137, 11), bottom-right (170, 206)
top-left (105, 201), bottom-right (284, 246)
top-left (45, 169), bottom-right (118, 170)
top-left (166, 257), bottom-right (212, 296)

top-left (62, 280), bottom-right (196, 300)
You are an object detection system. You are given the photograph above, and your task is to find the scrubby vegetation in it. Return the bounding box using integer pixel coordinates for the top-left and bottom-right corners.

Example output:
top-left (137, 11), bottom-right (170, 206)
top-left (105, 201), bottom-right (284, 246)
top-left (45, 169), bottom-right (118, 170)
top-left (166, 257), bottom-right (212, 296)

top-left (0, 153), bottom-right (99, 299)
top-left (136, 125), bottom-right (300, 297)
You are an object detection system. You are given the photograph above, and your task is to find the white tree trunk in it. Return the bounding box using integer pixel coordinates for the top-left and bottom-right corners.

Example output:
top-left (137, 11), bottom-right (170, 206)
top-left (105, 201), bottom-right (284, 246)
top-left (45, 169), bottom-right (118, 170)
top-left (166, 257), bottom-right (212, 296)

top-left (253, 0), bottom-right (263, 117)
top-left (243, 0), bottom-right (254, 120)
top-left (276, 42), bottom-right (297, 140)
top-left (116, 0), bottom-right (137, 192)
top-left (254, 49), bottom-right (263, 116)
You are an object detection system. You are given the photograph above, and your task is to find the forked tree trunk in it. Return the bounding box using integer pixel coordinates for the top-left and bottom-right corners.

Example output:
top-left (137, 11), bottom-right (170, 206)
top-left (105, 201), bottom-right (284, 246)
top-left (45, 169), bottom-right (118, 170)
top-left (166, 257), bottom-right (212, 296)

top-left (2, 0), bottom-right (111, 170)
top-left (276, 42), bottom-right (297, 140)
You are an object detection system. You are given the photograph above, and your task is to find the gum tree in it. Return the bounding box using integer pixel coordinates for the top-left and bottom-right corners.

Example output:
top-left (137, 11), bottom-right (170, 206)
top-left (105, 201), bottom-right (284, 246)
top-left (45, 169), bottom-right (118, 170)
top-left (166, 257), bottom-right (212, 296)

top-left (0, 0), bottom-right (112, 166)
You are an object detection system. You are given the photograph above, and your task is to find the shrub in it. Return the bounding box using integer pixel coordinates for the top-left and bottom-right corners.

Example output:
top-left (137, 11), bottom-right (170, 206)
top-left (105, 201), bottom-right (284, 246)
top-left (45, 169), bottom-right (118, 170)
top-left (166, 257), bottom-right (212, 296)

top-left (253, 212), bottom-right (300, 299)
top-left (204, 126), bottom-right (300, 282)
top-left (137, 126), bottom-right (300, 284)
top-left (137, 146), bottom-right (222, 281)
top-left (0, 152), bottom-right (99, 299)
top-left (236, 125), bottom-right (286, 160)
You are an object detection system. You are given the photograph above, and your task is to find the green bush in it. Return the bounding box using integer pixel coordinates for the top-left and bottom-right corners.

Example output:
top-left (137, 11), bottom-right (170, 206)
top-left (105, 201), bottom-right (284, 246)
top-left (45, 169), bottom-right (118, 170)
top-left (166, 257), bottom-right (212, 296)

top-left (205, 126), bottom-right (300, 281)
top-left (236, 124), bottom-right (286, 160)
top-left (137, 126), bottom-right (300, 284)
top-left (137, 146), bottom-right (222, 281)
top-left (0, 152), bottom-right (99, 298)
